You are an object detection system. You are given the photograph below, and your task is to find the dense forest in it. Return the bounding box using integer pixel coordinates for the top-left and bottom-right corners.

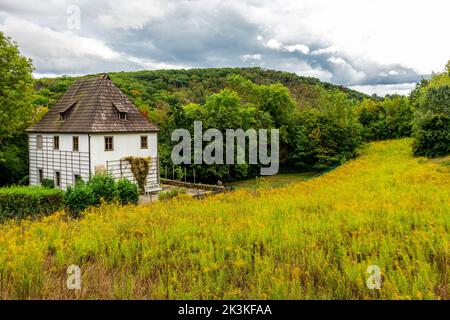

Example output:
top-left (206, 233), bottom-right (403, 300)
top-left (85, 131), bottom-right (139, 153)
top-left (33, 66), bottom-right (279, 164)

top-left (1, 31), bottom-right (449, 185)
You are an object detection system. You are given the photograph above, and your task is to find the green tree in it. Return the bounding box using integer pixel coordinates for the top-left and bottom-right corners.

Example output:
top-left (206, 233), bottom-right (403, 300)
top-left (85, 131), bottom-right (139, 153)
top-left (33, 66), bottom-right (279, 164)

top-left (289, 89), bottom-right (363, 170)
top-left (412, 86), bottom-right (450, 157)
top-left (0, 32), bottom-right (35, 143)
top-left (0, 32), bottom-right (36, 186)
top-left (357, 96), bottom-right (413, 141)
top-left (227, 74), bottom-right (295, 127)
top-left (410, 61), bottom-right (450, 157)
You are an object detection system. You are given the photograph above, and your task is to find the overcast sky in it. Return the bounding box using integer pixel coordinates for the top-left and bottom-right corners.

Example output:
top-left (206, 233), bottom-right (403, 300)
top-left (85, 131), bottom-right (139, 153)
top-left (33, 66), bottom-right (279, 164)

top-left (1, 0), bottom-right (449, 96)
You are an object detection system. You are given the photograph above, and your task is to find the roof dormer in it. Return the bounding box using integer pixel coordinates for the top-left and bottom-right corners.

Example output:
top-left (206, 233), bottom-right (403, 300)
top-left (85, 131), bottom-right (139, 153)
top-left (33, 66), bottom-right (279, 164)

top-left (59, 99), bottom-right (77, 121)
top-left (113, 102), bottom-right (128, 120)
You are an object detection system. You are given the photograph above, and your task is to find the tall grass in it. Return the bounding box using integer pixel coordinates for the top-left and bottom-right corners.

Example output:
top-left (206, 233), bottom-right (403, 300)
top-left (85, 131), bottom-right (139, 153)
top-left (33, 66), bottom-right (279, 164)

top-left (0, 139), bottom-right (448, 299)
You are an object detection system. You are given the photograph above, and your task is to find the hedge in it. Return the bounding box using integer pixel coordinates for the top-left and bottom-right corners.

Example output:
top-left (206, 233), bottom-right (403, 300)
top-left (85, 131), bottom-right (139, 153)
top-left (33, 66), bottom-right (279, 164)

top-left (0, 186), bottom-right (64, 222)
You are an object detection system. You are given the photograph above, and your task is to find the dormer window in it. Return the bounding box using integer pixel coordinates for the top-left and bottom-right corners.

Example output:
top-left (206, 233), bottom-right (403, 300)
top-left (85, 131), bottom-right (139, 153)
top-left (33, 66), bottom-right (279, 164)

top-left (113, 102), bottom-right (128, 120)
top-left (119, 112), bottom-right (128, 120)
top-left (59, 99), bottom-right (77, 121)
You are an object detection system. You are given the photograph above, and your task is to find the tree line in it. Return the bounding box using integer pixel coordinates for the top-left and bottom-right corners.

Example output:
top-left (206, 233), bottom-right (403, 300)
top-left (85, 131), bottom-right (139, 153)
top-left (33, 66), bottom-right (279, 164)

top-left (0, 31), bottom-right (448, 186)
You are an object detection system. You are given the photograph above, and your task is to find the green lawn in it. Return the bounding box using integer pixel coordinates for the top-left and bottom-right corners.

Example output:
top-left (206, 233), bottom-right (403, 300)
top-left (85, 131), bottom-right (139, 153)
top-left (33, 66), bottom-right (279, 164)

top-left (227, 172), bottom-right (317, 190)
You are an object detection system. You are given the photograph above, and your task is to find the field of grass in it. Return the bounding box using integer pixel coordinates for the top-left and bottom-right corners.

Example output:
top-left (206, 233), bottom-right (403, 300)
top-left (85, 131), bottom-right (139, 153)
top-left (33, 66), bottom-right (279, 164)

top-left (431, 155), bottom-right (450, 168)
top-left (227, 172), bottom-right (317, 190)
top-left (0, 139), bottom-right (448, 299)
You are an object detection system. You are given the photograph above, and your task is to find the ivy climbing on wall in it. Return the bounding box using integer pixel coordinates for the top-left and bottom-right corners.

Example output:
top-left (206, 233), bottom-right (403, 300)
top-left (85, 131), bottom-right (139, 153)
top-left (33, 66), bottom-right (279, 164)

top-left (122, 156), bottom-right (152, 192)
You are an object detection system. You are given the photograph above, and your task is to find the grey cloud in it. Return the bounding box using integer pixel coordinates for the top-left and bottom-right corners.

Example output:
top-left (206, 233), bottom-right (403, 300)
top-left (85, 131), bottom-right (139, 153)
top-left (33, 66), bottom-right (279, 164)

top-left (0, 0), bottom-right (424, 89)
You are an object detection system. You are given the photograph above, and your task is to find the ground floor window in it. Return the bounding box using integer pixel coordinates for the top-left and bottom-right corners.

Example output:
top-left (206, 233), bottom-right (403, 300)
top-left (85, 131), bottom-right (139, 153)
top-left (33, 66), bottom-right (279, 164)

top-left (55, 171), bottom-right (61, 187)
top-left (53, 136), bottom-right (59, 150)
top-left (37, 135), bottom-right (43, 149)
top-left (38, 169), bottom-right (43, 183)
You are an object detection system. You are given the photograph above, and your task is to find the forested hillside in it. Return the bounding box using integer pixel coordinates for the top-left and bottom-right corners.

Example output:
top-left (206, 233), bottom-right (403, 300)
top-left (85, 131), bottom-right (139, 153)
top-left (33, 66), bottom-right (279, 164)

top-left (34, 67), bottom-right (370, 110)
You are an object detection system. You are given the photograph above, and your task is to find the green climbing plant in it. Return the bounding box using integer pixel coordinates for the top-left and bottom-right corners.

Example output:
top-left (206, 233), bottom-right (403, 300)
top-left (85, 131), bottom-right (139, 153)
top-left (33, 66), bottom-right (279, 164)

top-left (123, 156), bottom-right (152, 192)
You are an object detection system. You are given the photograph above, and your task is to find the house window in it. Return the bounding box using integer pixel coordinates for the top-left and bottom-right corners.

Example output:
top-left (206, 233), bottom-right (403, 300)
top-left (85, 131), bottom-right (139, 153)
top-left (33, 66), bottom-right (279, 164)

top-left (53, 136), bottom-right (59, 150)
top-left (73, 136), bottom-right (79, 151)
top-left (74, 174), bottom-right (81, 185)
top-left (119, 112), bottom-right (128, 120)
top-left (38, 169), bottom-right (43, 183)
top-left (55, 171), bottom-right (61, 187)
top-left (140, 135), bottom-right (148, 149)
top-left (59, 112), bottom-right (66, 121)
top-left (105, 136), bottom-right (114, 151)
top-left (36, 135), bottom-right (43, 149)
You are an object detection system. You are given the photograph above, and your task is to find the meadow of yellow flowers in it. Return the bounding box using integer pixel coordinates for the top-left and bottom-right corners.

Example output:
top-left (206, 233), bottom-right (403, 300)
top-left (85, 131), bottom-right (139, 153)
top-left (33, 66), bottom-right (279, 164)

top-left (0, 138), bottom-right (448, 299)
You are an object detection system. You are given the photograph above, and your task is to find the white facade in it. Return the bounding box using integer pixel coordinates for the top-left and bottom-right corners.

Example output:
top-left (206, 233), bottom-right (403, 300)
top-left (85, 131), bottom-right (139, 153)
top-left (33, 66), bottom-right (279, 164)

top-left (28, 132), bottom-right (159, 192)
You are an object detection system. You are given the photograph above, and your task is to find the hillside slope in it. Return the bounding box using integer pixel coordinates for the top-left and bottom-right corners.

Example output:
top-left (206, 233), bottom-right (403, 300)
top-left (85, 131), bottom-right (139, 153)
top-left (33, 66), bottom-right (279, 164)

top-left (0, 139), bottom-right (448, 299)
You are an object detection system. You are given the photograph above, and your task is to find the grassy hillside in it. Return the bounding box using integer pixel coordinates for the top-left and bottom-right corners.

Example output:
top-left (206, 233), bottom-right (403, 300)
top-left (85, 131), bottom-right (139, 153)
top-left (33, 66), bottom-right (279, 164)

top-left (0, 139), bottom-right (448, 299)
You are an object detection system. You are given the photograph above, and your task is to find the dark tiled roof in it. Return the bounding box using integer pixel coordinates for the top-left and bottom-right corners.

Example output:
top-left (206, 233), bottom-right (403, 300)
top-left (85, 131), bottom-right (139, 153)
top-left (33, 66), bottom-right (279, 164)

top-left (27, 74), bottom-right (158, 133)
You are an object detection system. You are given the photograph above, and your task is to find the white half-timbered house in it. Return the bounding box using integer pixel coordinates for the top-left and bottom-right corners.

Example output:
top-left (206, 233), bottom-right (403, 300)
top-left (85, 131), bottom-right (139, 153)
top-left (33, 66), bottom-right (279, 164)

top-left (26, 74), bottom-right (160, 193)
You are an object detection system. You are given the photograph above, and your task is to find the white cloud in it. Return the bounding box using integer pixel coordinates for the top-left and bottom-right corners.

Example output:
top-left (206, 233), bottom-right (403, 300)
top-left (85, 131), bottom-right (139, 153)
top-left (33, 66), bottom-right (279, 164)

top-left (285, 44), bottom-right (309, 54)
top-left (349, 83), bottom-right (417, 96)
top-left (388, 70), bottom-right (401, 75)
top-left (311, 45), bottom-right (339, 55)
top-left (1, 0), bottom-right (446, 86)
top-left (299, 68), bottom-right (333, 81)
top-left (126, 56), bottom-right (185, 70)
top-left (241, 53), bottom-right (262, 62)
top-left (328, 57), bottom-right (347, 65)
top-left (0, 16), bottom-right (120, 60)
top-left (278, 60), bottom-right (333, 81)
top-left (0, 0), bottom-right (65, 15)
top-left (265, 38), bottom-right (309, 54)
top-left (244, 0), bottom-right (449, 74)
top-left (327, 56), bottom-right (366, 83)
top-left (97, 0), bottom-right (169, 29)
top-left (0, 16), bottom-right (185, 74)
top-left (266, 38), bottom-right (283, 50)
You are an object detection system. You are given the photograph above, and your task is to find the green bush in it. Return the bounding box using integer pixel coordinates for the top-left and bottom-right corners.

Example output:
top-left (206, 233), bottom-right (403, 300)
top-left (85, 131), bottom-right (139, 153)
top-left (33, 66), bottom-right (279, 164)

top-left (41, 178), bottom-right (55, 189)
top-left (64, 183), bottom-right (96, 218)
top-left (87, 173), bottom-right (117, 205)
top-left (412, 86), bottom-right (450, 157)
top-left (116, 178), bottom-right (139, 205)
top-left (64, 175), bottom-right (139, 216)
top-left (0, 186), bottom-right (64, 221)
top-left (18, 175), bottom-right (29, 186)
top-left (159, 187), bottom-right (186, 201)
